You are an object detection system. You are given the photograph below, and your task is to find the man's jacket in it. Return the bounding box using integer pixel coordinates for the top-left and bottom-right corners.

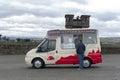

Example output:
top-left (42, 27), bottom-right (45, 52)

top-left (76, 43), bottom-right (86, 54)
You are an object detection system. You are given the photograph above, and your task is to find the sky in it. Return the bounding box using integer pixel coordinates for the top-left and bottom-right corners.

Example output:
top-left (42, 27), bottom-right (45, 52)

top-left (0, 0), bottom-right (120, 38)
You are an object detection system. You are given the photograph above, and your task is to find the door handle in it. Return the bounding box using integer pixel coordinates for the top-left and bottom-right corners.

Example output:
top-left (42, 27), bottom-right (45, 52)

top-left (56, 50), bottom-right (58, 53)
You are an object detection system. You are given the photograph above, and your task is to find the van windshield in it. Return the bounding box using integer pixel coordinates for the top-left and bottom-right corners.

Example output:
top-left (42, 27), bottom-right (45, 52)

top-left (37, 39), bottom-right (56, 52)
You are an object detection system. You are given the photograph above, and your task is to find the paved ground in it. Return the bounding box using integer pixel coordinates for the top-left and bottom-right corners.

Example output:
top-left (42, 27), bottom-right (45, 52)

top-left (0, 54), bottom-right (120, 80)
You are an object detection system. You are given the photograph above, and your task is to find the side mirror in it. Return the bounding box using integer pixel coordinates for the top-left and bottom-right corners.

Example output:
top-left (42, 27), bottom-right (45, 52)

top-left (36, 47), bottom-right (41, 52)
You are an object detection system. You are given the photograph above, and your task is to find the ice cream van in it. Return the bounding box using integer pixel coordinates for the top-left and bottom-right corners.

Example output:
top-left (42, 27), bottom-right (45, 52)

top-left (25, 28), bottom-right (102, 69)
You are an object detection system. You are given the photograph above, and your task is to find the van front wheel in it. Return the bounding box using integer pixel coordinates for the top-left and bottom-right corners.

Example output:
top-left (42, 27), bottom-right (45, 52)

top-left (83, 58), bottom-right (92, 68)
top-left (33, 59), bottom-right (45, 69)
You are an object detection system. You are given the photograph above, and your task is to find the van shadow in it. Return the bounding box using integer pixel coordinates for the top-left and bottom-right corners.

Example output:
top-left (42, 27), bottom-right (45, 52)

top-left (27, 65), bottom-right (101, 70)
top-left (45, 65), bottom-right (78, 69)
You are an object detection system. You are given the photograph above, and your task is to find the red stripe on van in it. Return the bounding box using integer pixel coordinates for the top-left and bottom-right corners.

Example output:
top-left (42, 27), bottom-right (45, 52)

top-left (55, 54), bottom-right (79, 64)
top-left (47, 56), bottom-right (55, 60)
top-left (55, 49), bottom-right (102, 64)
top-left (87, 49), bottom-right (102, 64)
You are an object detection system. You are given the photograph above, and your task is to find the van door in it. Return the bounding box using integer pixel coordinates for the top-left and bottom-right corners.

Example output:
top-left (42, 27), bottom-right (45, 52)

top-left (37, 39), bottom-right (57, 64)
top-left (46, 39), bottom-right (56, 64)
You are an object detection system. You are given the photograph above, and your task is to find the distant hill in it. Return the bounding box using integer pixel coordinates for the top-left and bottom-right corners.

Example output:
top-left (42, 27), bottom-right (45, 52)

top-left (100, 37), bottom-right (120, 44)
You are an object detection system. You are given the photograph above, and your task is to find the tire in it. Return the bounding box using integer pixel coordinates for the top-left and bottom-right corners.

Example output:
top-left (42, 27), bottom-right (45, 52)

top-left (83, 58), bottom-right (92, 68)
top-left (32, 59), bottom-right (45, 69)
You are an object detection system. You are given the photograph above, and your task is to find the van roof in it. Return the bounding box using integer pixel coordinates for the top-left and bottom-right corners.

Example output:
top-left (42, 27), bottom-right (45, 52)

top-left (48, 28), bottom-right (97, 31)
top-left (47, 28), bottom-right (97, 37)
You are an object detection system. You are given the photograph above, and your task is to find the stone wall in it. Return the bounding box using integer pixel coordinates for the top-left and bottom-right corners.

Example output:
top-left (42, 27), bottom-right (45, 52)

top-left (0, 41), bottom-right (120, 55)
top-left (0, 42), bottom-right (39, 55)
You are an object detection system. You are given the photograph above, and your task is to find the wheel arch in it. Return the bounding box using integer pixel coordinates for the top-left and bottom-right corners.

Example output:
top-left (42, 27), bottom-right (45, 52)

top-left (31, 57), bottom-right (45, 64)
top-left (84, 56), bottom-right (93, 64)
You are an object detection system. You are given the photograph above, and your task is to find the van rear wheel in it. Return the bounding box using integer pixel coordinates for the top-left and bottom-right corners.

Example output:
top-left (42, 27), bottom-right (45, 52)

top-left (83, 58), bottom-right (92, 68)
top-left (33, 59), bottom-right (45, 69)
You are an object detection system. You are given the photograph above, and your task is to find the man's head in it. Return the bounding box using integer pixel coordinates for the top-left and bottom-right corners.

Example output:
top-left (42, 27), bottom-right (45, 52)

top-left (80, 40), bottom-right (82, 43)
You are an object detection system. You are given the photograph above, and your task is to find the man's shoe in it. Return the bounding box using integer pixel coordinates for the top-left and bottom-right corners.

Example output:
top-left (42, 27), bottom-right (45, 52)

top-left (77, 68), bottom-right (81, 70)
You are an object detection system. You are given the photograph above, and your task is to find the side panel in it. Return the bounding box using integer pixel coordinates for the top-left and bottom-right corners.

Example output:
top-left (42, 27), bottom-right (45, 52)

top-left (55, 49), bottom-right (102, 64)
top-left (53, 37), bottom-right (102, 64)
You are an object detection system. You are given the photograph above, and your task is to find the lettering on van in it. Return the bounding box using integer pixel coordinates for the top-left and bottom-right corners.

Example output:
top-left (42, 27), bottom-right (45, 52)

top-left (60, 30), bottom-right (96, 34)
top-left (47, 29), bottom-right (96, 36)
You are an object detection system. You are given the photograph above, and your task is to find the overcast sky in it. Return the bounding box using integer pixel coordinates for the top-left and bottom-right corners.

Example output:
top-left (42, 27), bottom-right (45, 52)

top-left (0, 0), bottom-right (120, 38)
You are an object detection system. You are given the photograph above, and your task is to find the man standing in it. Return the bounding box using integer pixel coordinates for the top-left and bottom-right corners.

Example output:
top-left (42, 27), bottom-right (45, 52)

top-left (76, 40), bottom-right (86, 69)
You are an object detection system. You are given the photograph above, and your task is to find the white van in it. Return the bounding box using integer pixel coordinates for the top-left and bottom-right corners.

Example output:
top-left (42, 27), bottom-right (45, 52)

top-left (25, 28), bottom-right (102, 69)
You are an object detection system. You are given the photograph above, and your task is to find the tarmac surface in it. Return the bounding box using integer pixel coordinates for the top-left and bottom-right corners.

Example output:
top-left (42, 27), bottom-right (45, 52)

top-left (0, 54), bottom-right (120, 80)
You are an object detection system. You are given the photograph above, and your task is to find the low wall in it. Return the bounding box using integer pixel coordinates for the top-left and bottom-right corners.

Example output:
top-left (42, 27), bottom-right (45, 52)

top-left (0, 42), bottom-right (120, 55)
top-left (0, 42), bottom-right (39, 55)
top-left (101, 47), bottom-right (120, 54)
top-left (101, 43), bottom-right (120, 54)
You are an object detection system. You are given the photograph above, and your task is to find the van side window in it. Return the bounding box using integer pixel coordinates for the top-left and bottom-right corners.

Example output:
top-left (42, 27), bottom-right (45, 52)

top-left (83, 33), bottom-right (97, 44)
top-left (61, 34), bottom-right (75, 49)
top-left (37, 39), bottom-right (56, 52)
top-left (48, 40), bottom-right (56, 51)
top-left (61, 34), bottom-right (83, 49)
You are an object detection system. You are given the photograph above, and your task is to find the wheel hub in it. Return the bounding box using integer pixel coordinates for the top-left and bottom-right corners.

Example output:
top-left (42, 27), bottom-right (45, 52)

top-left (84, 60), bottom-right (90, 68)
top-left (34, 60), bottom-right (42, 68)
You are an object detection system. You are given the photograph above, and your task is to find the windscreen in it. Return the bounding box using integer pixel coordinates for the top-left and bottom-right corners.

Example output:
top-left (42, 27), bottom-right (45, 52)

top-left (37, 39), bottom-right (56, 52)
